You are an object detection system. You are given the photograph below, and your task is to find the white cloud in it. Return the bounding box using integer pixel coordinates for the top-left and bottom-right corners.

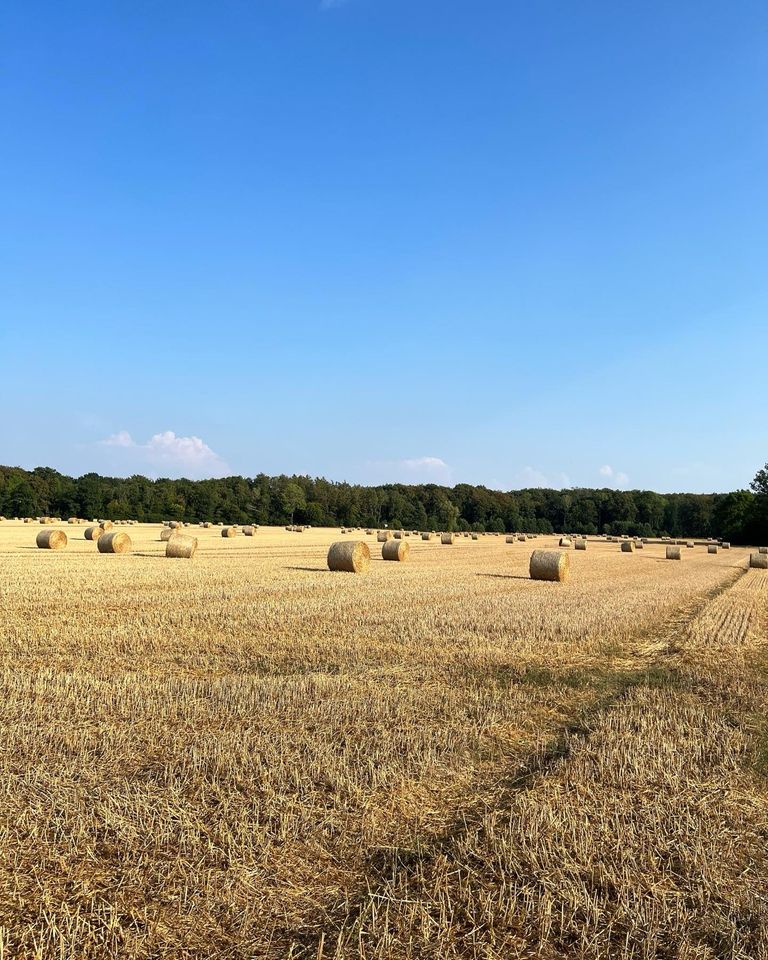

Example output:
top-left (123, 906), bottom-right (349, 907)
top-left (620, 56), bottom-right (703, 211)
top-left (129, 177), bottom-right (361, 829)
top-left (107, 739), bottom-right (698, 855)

top-left (99, 430), bottom-right (229, 478)
top-left (514, 466), bottom-right (572, 489)
top-left (598, 465), bottom-right (630, 488)
top-left (401, 456), bottom-right (449, 471)
top-left (362, 455), bottom-right (452, 484)
top-left (103, 430), bottom-right (135, 448)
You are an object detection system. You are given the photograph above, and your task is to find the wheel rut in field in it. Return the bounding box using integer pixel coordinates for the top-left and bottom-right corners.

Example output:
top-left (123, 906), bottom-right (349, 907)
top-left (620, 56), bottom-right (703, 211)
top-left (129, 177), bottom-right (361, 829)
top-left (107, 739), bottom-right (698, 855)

top-left (294, 565), bottom-right (768, 960)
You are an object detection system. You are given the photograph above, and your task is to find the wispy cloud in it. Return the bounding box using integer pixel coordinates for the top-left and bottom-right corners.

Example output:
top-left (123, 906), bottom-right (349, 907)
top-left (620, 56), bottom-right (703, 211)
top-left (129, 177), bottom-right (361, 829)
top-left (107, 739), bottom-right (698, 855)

top-left (99, 430), bottom-right (229, 478)
top-left (599, 464), bottom-right (630, 487)
top-left (362, 455), bottom-right (452, 484)
top-left (514, 466), bottom-right (572, 489)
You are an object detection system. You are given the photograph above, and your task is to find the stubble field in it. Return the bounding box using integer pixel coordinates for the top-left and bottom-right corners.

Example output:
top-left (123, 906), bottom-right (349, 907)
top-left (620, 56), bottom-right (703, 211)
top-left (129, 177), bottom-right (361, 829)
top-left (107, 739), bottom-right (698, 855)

top-left (0, 521), bottom-right (766, 958)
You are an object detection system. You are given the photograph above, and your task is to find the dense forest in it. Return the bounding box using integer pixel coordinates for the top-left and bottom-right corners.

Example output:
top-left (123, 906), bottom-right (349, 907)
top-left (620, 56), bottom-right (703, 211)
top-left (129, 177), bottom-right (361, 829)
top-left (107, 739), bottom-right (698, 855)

top-left (1, 464), bottom-right (767, 543)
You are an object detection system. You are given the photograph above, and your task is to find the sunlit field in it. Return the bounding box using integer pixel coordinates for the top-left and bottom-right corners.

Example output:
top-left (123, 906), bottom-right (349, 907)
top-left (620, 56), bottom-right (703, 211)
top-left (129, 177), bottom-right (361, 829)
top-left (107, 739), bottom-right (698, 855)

top-left (0, 521), bottom-right (766, 958)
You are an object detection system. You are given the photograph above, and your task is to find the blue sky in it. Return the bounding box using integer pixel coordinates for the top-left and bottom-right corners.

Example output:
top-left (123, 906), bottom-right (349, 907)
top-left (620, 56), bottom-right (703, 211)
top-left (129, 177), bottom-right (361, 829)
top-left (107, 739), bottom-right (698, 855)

top-left (1, 0), bottom-right (766, 493)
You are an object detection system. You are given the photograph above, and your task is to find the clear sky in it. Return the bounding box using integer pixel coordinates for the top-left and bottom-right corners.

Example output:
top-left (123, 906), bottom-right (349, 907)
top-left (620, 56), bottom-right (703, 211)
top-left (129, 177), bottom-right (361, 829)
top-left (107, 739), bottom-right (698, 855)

top-left (1, 0), bottom-right (766, 493)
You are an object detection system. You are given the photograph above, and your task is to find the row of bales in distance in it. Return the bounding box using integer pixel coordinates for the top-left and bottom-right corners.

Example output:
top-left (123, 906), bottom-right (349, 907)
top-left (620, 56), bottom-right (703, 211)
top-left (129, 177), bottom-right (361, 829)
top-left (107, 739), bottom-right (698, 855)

top-left (326, 532), bottom-right (768, 579)
top-left (27, 518), bottom-right (768, 574)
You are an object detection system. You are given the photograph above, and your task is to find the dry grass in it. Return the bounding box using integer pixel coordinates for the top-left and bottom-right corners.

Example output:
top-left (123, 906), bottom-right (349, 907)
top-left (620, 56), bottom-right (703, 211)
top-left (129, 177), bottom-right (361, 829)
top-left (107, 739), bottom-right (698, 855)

top-left (0, 522), bottom-right (763, 958)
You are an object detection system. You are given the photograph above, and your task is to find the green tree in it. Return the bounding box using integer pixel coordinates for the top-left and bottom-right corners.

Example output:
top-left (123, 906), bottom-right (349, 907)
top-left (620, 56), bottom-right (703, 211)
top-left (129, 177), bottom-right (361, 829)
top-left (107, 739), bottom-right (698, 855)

top-left (279, 482), bottom-right (306, 524)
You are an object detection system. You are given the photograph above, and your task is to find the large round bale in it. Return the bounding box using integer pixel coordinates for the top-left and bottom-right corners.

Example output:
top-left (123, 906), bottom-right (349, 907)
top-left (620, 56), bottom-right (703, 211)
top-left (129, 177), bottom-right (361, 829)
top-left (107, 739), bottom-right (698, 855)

top-left (160, 528), bottom-right (179, 542)
top-left (559, 537), bottom-right (572, 548)
top-left (166, 534), bottom-right (198, 559)
top-left (242, 525), bottom-right (257, 536)
top-left (759, 547), bottom-right (768, 555)
top-left (517, 535), bottom-right (526, 542)
top-left (441, 533), bottom-right (455, 545)
top-left (621, 541), bottom-right (635, 553)
top-left (382, 539), bottom-right (409, 562)
top-left (394, 531), bottom-right (404, 540)
top-left (365, 529), bottom-right (373, 536)
top-left (84, 525), bottom-right (103, 541)
top-left (36, 529), bottom-right (67, 550)
top-left (203, 521), bottom-right (212, 529)
top-left (327, 540), bottom-right (370, 574)
top-left (422, 532), bottom-right (432, 541)
top-left (666, 546), bottom-right (682, 560)
top-left (635, 541), bottom-right (644, 549)
top-left (505, 536), bottom-right (515, 544)
top-left (97, 532), bottom-right (132, 554)
top-left (722, 542), bottom-right (731, 550)
top-left (687, 541), bottom-right (695, 548)
top-left (99, 520), bottom-right (114, 532)
top-left (377, 531), bottom-right (392, 543)
top-left (750, 552), bottom-right (768, 569)
top-left (169, 521), bottom-right (182, 529)
top-left (708, 544), bottom-right (718, 554)
top-left (221, 527), bottom-right (237, 538)
top-left (471, 533), bottom-right (478, 540)
top-left (575, 539), bottom-right (587, 551)
top-left (529, 549), bottom-right (570, 583)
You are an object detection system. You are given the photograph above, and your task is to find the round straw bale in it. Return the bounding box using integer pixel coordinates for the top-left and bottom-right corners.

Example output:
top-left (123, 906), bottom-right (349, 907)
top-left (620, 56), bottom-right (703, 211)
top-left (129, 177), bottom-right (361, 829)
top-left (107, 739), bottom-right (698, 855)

top-left (160, 528), bottom-right (179, 542)
top-left (517, 535), bottom-right (526, 541)
top-left (99, 520), bottom-right (114, 532)
top-left (575, 539), bottom-right (587, 550)
top-left (242, 525), bottom-right (257, 536)
top-left (759, 547), bottom-right (768, 555)
top-left (36, 529), bottom-right (67, 550)
top-left (377, 531), bottom-right (392, 542)
top-left (166, 534), bottom-right (198, 559)
top-left (394, 531), bottom-right (404, 539)
top-left (67, 517), bottom-right (78, 524)
top-left (203, 522), bottom-right (212, 528)
top-left (687, 541), bottom-right (694, 548)
top-left (422, 532), bottom-right (432, 541)
top-left (621, 541), bottom-right (635, 553)
top-left (559, 537), bottom-right (572, 548)
top-left (84, 525), bottom-right (103, 541)
top-left (505, 536), bottom-right (515, 543)
top-left (722, 542), bottom-right (730, 550)
top-left (471, 533), bottom-right (478, 540)
top-left (221, 526), bottom-right (237, 538)
top-left (529, 549), bottom-right (570, 582)
top-left (750, 552), bottom-right (768, 569)
top-left (441, 533), bottom-right (455, 545)
top-left (707, 544), bottom-right (718, 554)
top-left (327, 540), bottom-right (370, 573)
top-left (635, 541), bottom-right (644, 549)
top-left (97, 532), bottom-right (132, 554)
top-left (382, 539), bottom-right (409, 562)
top-left (666, 546), bottom-right (682, 560)
top-left (365, 529), bottom-right (373, 535)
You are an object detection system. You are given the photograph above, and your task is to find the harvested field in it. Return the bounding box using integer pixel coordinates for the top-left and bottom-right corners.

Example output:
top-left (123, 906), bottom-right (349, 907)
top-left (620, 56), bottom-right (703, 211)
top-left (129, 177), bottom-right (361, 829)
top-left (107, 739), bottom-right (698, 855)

top-left (0, 521), bottom-right (764, 958)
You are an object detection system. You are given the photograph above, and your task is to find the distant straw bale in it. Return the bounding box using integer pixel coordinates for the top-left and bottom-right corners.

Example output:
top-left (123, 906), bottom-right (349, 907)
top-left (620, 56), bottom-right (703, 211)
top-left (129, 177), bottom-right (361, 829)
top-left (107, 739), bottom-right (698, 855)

top-left (166, 534), bottom-right (198, 559)
top-left (36, 530), bottom-right (67, 550)
top-left (529, 550), bottom-right (570, 582)
top-left (382, 539), bottom-right (409, 562)
top-left (327, 541), bottom-right (370, 574)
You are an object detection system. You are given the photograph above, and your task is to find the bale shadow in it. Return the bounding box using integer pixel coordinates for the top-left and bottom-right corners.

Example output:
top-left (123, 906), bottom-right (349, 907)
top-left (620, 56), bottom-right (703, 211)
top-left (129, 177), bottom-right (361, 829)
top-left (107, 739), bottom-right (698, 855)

top-left (477, 573), bottom-right (530, 581)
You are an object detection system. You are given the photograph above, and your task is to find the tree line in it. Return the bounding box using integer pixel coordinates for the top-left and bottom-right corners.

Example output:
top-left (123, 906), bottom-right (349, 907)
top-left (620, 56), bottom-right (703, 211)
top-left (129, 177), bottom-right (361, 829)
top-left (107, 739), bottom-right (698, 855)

top-left (1, 463), bottom-right (766, 543)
